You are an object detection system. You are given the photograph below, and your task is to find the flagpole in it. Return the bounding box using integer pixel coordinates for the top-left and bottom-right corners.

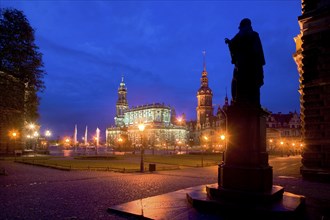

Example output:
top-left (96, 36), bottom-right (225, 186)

top-left (74, 124), bottom-right (78, 151)
top-left (96, 127), bottom-right (100, 155)
top-left (84, 126), bottom-right (88, 146)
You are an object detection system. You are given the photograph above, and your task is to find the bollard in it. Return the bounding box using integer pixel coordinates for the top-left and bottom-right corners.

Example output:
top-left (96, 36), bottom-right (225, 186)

top-left (149, 164), bottom-right (156, 172)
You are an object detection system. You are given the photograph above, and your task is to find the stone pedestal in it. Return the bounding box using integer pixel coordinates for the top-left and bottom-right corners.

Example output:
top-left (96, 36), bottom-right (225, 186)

top-left (187, 104), bottom-right (305, 217)
top-left (220, 105), bottom-right (272, 191)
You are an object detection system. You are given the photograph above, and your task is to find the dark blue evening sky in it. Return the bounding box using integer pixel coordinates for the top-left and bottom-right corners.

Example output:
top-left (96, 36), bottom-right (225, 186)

top-left (1, 1), bottom-right (301, 140)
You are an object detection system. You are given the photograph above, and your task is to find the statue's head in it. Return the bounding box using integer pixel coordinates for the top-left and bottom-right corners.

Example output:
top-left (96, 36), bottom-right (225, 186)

top-left (239, 18), bottom-right (252, 30)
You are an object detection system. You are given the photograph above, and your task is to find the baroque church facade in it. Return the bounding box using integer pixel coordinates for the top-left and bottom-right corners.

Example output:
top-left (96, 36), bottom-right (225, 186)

top-left (106, 77), bottom-right (188, 151)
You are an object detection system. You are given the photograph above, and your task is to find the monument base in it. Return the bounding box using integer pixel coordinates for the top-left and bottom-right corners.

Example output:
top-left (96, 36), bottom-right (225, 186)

top-left (220, 164), bottom-right (273, 192)
top-left (207, 184), bottom-right (283, 202)
top-left (186, 104), bottom-right (305, 218)
top-left (187, 183), bottom-right (305, 218)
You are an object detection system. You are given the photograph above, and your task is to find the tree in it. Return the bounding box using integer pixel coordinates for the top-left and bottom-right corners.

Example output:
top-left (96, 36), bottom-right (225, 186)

top-left (0, 8), bottom-right (46, 123)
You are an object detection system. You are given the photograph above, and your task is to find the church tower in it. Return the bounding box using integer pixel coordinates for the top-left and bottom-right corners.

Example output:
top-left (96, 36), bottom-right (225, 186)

top-left (196, 51), bottom-right (213, 130)
top-left (114, 76), bottom-right (128, 127)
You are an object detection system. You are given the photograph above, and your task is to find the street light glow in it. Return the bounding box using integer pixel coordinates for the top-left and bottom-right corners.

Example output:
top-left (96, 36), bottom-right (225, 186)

top-left (28, 123), bottom-right (35, 130)
top-left (45, 130), bottom-right (52, 137)
top-left (138, 124), bottom-right (145, 132)
top-left (220, 134), bottom-right (225, 140)
top-left (138, 123), bottom-right (145, 172)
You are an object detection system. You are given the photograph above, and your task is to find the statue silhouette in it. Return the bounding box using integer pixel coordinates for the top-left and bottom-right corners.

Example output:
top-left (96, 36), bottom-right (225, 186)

top-left (225, 18), bottom-right (265, 107)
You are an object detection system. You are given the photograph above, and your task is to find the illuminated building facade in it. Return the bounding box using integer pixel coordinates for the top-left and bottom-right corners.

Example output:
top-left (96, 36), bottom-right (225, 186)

top-left (187, 52), bottom-right (227, 150)
top-left (266, 111), bottom-right (302, 154)
top-left (106, 77), bottom-right (188, 150)
top-left (294, 0), bottom-right (330, 180)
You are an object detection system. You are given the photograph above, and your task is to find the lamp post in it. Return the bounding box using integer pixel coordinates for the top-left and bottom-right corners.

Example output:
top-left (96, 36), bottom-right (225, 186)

top-left (10, 131), bottom-right (18, 152)
top-left (178, 140), bottom-right (182, 154)
top-left (26, 123), bottom-right (36, 150)
top-left (268, 139), bottom-right (273, 153)
top-left (292, 143), bottom-right (295, 156)
top-left (33, 131), bottom-right (39, 151)
top-left (118, 137), bottom-right (123, 152)
top-left (280, 141), bottom-right (284, 157)
top-left (138, 123), bottom-right (146, 172)
top-left (65, 137), bottom-right (71, 149)
top-left (220, 134), bottom-right (226, 163)
top-left (202, 136), bottom-right (208, 167)
top-left (45, 130), bottom-right (51, 148)
top-left (213, 104), bottom-right (228, 163)
top-left (177, 117), bottom-right (183, 126)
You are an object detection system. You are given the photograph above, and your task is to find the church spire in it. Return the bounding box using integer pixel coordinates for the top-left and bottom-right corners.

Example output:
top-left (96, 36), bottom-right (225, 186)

top-left (202, 50), bottom-right (206, 71)
top-left (225, 87), bottom-right (229, 106)
top-left (196, 50), bottom-right (213, 130)
top-left (201, 50), bottom-right (209, 88)
top-left (120, 73), bottom-right (125, 87)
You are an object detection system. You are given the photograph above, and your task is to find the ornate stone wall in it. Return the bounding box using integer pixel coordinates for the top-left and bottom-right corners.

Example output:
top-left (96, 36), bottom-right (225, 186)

top-left (294, 0), bottom-right (330, 180)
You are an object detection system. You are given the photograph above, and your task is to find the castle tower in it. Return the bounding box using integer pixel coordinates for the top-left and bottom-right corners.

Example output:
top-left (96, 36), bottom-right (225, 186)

top-left (114, 76), bottom-right (128, 127)
top-left (196, 51), bottom-right (213, 130)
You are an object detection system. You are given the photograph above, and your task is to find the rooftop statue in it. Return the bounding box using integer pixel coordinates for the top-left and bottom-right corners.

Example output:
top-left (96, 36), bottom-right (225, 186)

top-left (225, 18), bottom-right (265, 107)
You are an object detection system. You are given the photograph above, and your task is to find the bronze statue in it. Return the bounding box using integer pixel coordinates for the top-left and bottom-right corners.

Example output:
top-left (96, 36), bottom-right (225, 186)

top-left (225, 18), bottom-right (265, 107)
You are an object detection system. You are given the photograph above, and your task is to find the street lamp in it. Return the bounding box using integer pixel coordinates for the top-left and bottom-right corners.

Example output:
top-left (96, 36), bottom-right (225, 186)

top-left (280, 141), bottom-right (284, 157)
top-left (299, 143), bottom-right (304, 154)
top-left (202, 136), bottom-right (208, 167)
top-left (118, 137), bottom-right (123, 152)
top-left (65, 137), bottom-right (71, 149)
top-left (9, 130), bottom-right (18, 151)
top-left (45, 130), bottom-right (51, 137)
top-left (26, 123), bottom-right (36, 150)
top-left (138, 123), bottom-right (146, 172)
top-left (176, 117), bottom-right (183, 126)
top-left (33, 131), bottom-right (39, 151)
top-left (178, 140), bottom-right (182, 154)
top-left (28, 123), bottom-right (35, 130)
top-left (45, 130), bottom-right (51, 148)
top-left (220, 134), bottom-right (226, 162)
top-left (220, 134), bottom-right (225, 141)
top-left (214, 104), bottom-right (227, 164)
